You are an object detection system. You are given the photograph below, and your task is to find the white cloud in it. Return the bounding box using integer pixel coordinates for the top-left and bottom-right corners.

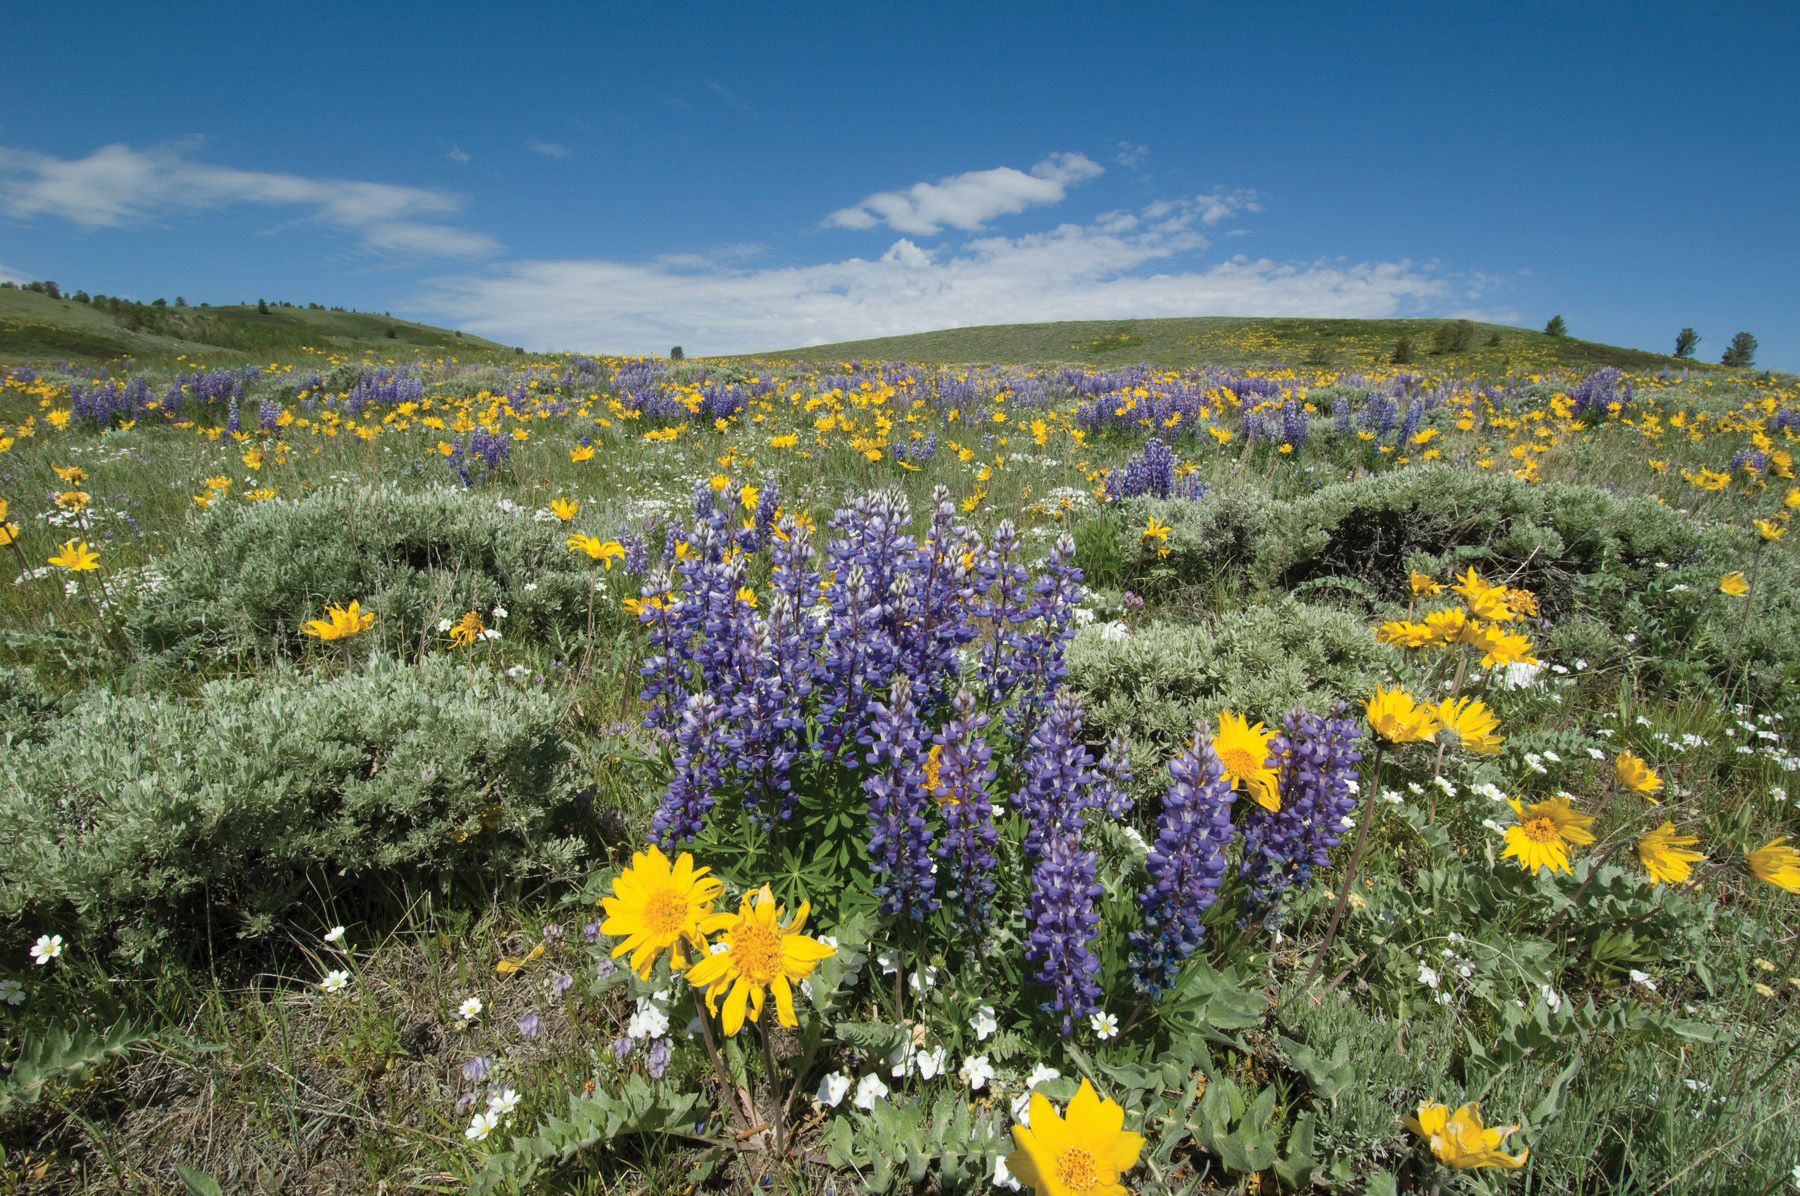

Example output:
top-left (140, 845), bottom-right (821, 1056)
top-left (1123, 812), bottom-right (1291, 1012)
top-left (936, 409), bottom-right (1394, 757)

top-left (0, 141), bottom-right (498, 258)
top-left (527, 140), bottom-right (571, 159)
top-left (826, 153), bottom-right (1105, 236)
top-left (447, 145), bottom-right (471, 164)
top-left (1112, 142), bottom-right (1149, 169)
top-left (423, 199), bottom-right (1454, 356)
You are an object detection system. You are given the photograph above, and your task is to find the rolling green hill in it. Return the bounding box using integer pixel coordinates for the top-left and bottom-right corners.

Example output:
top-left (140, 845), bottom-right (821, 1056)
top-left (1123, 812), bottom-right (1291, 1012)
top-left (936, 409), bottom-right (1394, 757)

top-left (0, 286), bottom-right (513, 367)
top-left (731, 316), bottom-right (1707, 374)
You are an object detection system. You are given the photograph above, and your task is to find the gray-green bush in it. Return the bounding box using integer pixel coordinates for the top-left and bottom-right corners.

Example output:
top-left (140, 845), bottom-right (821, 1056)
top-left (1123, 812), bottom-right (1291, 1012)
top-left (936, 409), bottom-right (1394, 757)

top-left (0, 653), bottom-right (583, 960)
top-left (126, 483), bottom-right (616, 666)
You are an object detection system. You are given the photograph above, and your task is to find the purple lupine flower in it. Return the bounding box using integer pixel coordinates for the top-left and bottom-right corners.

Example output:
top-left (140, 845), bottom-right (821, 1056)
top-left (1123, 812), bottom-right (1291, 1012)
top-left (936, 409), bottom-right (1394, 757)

top-left (931, 689), bottom-right (1000, 931)
top-left (892, 486), bottom-right (982, 707)
top-left (257, 397), bottom-right (282, 432)
top-left (1003, 533), bottom-right (1083, 749)
top-left (517, 1013), bottom-right (542, 1039)
top-left (862, 675), bottom-right (939, 920)
top-left (1016, 689), bottom-right (1104, 861)
top-left (617, 529), bottom-right (650, 575)
top-left (1128, 725), bottom-right (1238, 998)
top-left (225, 396), bottom-right (241, 436)
top-left (1092, 728), bottom-right (1135, 820)
top-left (1239, 704), bottom-right (1362, 923)
top-left (815, 490), bottom-right (909, 761)
top-left (646, 1037), bottom-right (673, 1080)
top-left (462, 1057), bottom-right (492, 1084)
top-left (1281, 398), bottom-right (1308, 453)
top-left (651, 692), bottom-right (728, 846)
top-left (972, 520), bottom-right (1036, 715)
top-left (1024, 830), bottom-right (1104, 1033)
top-left (542, 923), bottom-right (564, 942)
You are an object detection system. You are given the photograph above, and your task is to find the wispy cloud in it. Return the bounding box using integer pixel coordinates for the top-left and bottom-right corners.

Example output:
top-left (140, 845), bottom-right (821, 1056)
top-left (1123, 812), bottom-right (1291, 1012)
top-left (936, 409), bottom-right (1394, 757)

top-left (446, 145), bottom-right (471, 164)
top-left (706, 81), bottom-right (755, 114)
top-left (0, 141), bottom-right (498, 258)
top-left (826, 153), bottom-right (1105, 236)
top-left (1112, 142), bottom-right (1148, 169)
top-left (527, 139), bottom-right (571, 159)
top-left (424, 198), bottom-right (1455, 355)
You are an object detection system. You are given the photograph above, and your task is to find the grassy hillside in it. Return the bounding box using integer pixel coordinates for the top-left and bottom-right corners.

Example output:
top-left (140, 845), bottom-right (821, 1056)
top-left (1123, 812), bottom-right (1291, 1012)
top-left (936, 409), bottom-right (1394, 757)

top-left (733, 315), bottom-right (1706, 374)
top-left (0, 286), bottom-right (514, 366)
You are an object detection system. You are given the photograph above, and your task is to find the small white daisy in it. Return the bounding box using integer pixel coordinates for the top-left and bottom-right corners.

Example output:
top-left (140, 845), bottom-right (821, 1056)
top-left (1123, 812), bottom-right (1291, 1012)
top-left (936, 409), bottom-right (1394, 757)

top-left (458, 996), bottom-right (484, 1021)
top-left (320, 969), bottom-right (350, 994)
top-left (30, 934), bottom-right (63, 965)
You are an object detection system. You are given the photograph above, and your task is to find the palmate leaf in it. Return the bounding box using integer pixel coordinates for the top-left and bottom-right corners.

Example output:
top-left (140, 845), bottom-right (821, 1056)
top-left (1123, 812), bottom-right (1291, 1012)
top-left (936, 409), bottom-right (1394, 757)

top-left (0, 1016), bottom-right (155, 1111)
top-left (469, 1075), bottom-right (702, 1195)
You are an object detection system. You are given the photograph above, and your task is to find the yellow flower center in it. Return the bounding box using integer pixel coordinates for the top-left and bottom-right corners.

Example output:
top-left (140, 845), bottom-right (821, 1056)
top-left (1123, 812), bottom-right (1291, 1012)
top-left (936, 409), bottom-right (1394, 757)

top-left (642, 887), bottom-right (690, 937)
top-left (1523, 816), bottom-right (1559, 844)
top-left (1054, 1147), bottom-right (1101, 1192)
top-left (1218, 746), bottom-right (1262, 782)
top-left (730, 921), bottom-right (783, 985)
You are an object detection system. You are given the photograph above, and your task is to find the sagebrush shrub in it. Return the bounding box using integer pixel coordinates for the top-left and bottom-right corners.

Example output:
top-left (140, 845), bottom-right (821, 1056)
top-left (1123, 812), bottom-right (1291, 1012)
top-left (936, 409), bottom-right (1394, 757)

top-left (0, 653), bottom-right (583, 959)
top-left (127, 483), bottom-right (616, 665)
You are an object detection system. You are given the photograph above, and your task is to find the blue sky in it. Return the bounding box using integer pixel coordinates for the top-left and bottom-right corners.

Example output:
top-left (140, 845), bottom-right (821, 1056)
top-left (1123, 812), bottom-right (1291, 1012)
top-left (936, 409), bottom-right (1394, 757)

top-left (3, 1), bottom-right (1795, 367)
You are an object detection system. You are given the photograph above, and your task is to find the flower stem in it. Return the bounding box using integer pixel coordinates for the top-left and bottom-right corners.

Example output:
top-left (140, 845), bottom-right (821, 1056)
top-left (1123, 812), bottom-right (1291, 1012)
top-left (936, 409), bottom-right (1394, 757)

top-left (761, 1020), bottom-right (785, 1160)
top-left (1304, 742), bottom-right (1387, 988)
top-left (1724, 541), bottom-right (1765, 701)
top-left (691, 988), bottom-right (755, 1129)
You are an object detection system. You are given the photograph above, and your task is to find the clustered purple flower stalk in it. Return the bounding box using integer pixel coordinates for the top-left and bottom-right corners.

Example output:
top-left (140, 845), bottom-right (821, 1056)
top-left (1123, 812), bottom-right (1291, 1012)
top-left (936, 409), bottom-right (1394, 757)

top-left (1024, 832), bottom-right (1104, 1033)
top-left (861, 676), bottom-right (939, 920)
top-left (1238, 704), bottom-right (1363, 924)
top-left (650, 692), bottom-right (727, 845)
top-left (1000, 533), bottom-right (1083, 749)
top-left (1017, 690), bottom-right (1107, 859)
top-left (1128, 727), bottom-right (1238, 999)
top-left (1102, 438), bottom-right (1206, 501)
top-left (444, 426), bottom-right (512, 488)
top-left (645, 1036), bottom-right (673, 1080)
top-left (1281, 398), bottom-right (1308, 453)
top-left (931, 690), bottom-right (1000, 931)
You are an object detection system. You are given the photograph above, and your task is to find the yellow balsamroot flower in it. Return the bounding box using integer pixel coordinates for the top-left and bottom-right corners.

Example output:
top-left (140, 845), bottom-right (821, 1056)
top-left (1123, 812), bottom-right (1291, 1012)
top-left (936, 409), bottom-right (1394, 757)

top-left (736, 586), bottom-right (757, 609)
top-left (302, 600), bottom-right (374, 641)
top-left (1141, 515), bottom-right (1171, 546)
top-left (1006, 1078), bottom-right (1145, 1196)
top-left (204, 475), bottom-right (232, 493)
top-left (52, 464), bottom-right (87, 484)
top-left (1747, 837), bottom-right (1800, 894)
top-left (1469, 624), bottom-right (1539, 669)
top-left (569, 444), bottom-right (596, 462)
top-left (1452, 568), bottom-right (1516, 622)
top-left (566, 533), bottom-right (627, 569)
top-left (1754, 517), bottom-right (1786, 543)
top-left (47, 539), bottom-right (100, 572)
top-left (1506, 587), bottom-right (1539, 618)
top-left (1404, 1102), bottom-right (1528, 1170)
top-left (1787, 488), bottom-right (1800, 512)
top-left (0, 500), bottom-right (17, 547)
top-left (1615, 751), bottom-right (1662, 800)
top-left (1720, 572), bottom-right (1749, 596)
top-left (598, 845), bottom-right (724, 980)
top-left (1366, 687), bottom-right (1441, 744)
top-left (686, 884), bottom-right (836, 1036)
top-left (1436, 696), bottom-right (1503, 754)
top-left (1409, 571), bottom-right (1443, 597)
top-left (1213, 711), bottom-right (1281, 811)
top-left (1502, 796), bottom-right (1596, 876)
top-left (54, 490), bottom-right (89, 512)
top-left (549, 498), bottom-right (580, 522)
top-left (448, 610), bottom-right (486, 648)
top-left (1376, 620), bottom-right (1434, 650)
top-left (1681, 467), bottom-right (1730, 492)
top-left (1637, 823), bottom-right (1704, 886)
top-left (1421, 607), bottom-right (1468, 646)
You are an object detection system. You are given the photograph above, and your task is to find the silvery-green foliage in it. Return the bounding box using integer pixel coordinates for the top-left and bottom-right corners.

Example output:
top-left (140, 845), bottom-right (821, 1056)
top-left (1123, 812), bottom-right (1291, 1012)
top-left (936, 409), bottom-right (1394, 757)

top-left (1067, 600), bottom-right (1383, 779)
top-left (126, 483), bottom-right (605, 664)
top-left (0, 1016), bottom-right (153, 1112)
top-left (0, 653), bottom-right (578, 959)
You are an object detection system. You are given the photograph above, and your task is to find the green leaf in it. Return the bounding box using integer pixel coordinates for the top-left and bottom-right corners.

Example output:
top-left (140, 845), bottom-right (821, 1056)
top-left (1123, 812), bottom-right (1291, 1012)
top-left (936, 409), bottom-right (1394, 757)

top-left (174, 1164), bottom-right (225, 1196)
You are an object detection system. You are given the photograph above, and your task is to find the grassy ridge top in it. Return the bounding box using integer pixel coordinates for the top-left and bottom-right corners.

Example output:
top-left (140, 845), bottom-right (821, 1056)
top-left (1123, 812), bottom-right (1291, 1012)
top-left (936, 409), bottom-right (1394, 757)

top-left (732, 315), bottom-right (1700, 374)
top-left (0, 286), bottom-right (513, 366)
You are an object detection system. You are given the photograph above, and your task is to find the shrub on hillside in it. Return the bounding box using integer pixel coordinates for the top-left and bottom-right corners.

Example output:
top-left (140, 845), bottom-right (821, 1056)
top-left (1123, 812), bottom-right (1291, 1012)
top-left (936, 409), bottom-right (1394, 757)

top-left (126, 484), bottom-right (616, 665)
top-left (0, 653), bottom-right (583, 960)
top-left (1066, 601), bottom-right (1384, 781)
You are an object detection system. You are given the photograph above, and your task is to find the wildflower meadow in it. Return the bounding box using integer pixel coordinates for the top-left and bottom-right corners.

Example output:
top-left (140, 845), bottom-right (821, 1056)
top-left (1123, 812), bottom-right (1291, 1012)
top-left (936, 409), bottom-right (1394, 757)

top-left (1, 335), bottom-right (1798, 1194)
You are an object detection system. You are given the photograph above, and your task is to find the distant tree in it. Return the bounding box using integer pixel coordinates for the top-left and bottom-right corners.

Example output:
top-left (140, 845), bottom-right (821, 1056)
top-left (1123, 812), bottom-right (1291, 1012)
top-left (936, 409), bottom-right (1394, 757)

top-left (1485, 331), bottom-right (1501, 347)
top-left (71, 291), bottom-right (90, 304)
top-left (175, 296), bottom-right (187, 307)
top-left (1721, 332), bottom-right (1758, 368)
top-left (152, 298), bottom-right (167, 307)
top-left (1432, 319), bottom-right (1476, 354)
top-left (0, 281), bottom-right (14, 290)
top-left (257, 299), bottom-right (270, 315)
top-left (670, 345), bottom-right (685, 361)
top-left (1543, 315), bottom-right (1567, 337)
top-left (1673, 328), bottom-right (1700, 359)
top-left (1391, 335), bottom-right (1416, 364)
